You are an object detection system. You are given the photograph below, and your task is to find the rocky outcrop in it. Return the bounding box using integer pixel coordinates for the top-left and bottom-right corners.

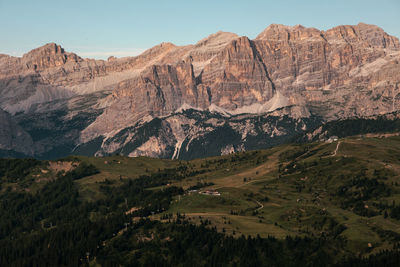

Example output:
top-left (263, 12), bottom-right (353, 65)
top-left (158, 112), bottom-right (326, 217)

top-left (76, 107), bottom-right (320, 160)
top-left (22, 43), bottom-right (82, 71)
top-left (0, 108), bottom-right (33, 155)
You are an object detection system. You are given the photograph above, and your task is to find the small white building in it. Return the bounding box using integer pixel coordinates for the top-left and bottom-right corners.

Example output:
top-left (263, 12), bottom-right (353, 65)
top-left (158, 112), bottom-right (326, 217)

top-left (200, 190), bottom-right (221, 196)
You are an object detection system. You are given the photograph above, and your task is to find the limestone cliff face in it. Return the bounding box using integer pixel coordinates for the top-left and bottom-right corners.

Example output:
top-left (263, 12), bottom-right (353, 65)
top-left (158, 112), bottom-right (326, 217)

top-left (84, 23), bottom-right (399, 140)
top-left (199, 36), bottom-right (275, 109)
top-left (1, 23), bottom-right (400, 158)
top-left (253, 23), bottom-right (400, 119)
top-left (254, 23), bottom-right (399, 92)
top-left (110, 36), bottom-right (275, 115)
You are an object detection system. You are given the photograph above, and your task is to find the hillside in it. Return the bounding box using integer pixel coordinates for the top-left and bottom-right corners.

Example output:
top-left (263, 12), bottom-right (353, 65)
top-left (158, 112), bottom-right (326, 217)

top-left (297, 112), bottom-right (400, 143)
top-left (1, 136), bottom-right (400, 265)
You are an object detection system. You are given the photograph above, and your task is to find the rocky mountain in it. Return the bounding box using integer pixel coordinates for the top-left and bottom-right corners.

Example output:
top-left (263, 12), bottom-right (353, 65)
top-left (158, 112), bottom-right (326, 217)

top-left (74, 106), bottom-right (320, 160)
top-left (0, 23), bottom-right (399, 159)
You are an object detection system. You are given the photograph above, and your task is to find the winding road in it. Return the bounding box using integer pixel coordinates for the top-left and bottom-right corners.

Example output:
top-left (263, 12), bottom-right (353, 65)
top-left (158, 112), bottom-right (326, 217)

top-left (254, 199), bottom-right (264, 211)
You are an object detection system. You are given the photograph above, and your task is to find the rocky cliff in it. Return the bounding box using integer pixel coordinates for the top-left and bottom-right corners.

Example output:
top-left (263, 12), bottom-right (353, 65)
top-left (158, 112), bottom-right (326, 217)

top-left (0, 108), bottom-right (33, 155)
top-left (0, 23), bottom-right (399, 159)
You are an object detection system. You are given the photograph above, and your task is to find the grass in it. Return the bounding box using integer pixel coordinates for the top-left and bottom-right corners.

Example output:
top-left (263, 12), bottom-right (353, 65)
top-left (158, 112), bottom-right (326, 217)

top-left (5, 135), bottom-right (400, 255)
top-left (72, 155), bottom-right (181, 201)
top-left (77, 155), bottom-right (180, 178)
top-left (153, 136), bottom-right (400, 254)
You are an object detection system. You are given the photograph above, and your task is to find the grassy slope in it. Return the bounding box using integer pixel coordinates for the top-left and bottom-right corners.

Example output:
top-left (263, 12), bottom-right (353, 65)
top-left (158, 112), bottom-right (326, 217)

top-left (3, 136), bottom-right (400, 256)
top-left (161, 137), bottom-right (400, 254)
top-left (71, 155), bottom-right (180, 201)
top-left (69, 135), bottom-right (400, 255)
top-left (77, 136), bottom-right (400, 254)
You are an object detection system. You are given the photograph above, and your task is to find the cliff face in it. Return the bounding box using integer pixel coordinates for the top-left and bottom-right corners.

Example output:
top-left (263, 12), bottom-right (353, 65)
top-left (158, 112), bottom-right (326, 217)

top-left (0, 108), bottom-right (33, 155)
top-left (1, 23), bottom-right (399, 158)
top-left (252, 23), bottom-right (400, 119)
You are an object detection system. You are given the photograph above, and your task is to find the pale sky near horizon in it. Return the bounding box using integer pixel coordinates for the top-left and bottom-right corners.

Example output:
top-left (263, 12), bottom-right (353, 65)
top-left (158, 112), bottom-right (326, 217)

top-left (0, 0), bottom-right (399, 59)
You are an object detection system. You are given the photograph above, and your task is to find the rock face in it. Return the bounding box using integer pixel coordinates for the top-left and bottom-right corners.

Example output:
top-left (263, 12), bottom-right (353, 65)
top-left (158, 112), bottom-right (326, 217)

top-left (253, 23), bottom-right (400, 120)
top-left (0, 23), bottom-right (399, 159)
top-left (75, 107), bottom-right (320, 160)
top-left (0, 108), bottom-right (33, 155)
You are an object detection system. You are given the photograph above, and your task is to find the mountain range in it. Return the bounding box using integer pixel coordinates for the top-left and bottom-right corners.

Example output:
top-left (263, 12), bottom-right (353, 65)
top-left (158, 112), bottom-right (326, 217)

top-left (0, 22), bottom-right (399, 159)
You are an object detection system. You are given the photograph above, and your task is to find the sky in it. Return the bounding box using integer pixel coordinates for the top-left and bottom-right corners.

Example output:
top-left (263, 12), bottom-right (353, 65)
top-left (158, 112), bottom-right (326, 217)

top-left (0, 0), bottom-right (399, 59)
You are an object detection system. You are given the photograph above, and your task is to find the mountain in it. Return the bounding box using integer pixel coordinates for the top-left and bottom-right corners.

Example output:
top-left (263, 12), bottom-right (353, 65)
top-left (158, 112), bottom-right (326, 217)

top-left (74, 107), bottom-right (319, 160)
top-left (0, 23), bottom-right (399, 159)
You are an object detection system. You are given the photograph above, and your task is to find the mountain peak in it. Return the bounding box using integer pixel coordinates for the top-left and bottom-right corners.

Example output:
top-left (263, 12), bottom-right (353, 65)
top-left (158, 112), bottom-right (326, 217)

top-left (24, 43), bottom-right (65, 57)
top-left (325, 23), bottom-right (400, 49)
top-left (256, 23), bottom-right (400, 49)
top-left (255, 24), bottom-right (322, 41)
top-left (22, 43), bottom-right (81, 70)
top-left (196, 31), bottom-right (239, 47)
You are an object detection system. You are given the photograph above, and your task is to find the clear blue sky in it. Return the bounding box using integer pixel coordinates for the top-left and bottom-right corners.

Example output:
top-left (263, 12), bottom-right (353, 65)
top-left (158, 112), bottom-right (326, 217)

top-left (1, 0), bottom-right (399, 59)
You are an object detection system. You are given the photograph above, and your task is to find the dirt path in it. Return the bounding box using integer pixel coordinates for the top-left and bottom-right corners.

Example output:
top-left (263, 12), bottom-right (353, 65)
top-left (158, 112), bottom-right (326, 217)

top-left (254, 199), bottom-right (264, 211)
top-left (332, 141), bottom-right (341, 157)
top-left (185, 212), bottom-right (229, 217)
top-left (238, 178), bottom-right (263, 188)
